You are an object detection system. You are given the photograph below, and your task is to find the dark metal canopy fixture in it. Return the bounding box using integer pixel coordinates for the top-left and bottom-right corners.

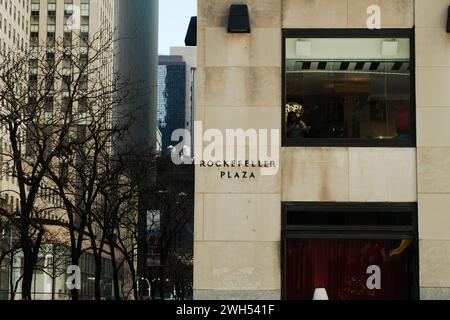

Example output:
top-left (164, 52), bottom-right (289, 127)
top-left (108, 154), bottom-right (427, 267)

top-left (185, 16), bottom-right (197, 46)
top-left (227, 4), bottom-right (251, 33)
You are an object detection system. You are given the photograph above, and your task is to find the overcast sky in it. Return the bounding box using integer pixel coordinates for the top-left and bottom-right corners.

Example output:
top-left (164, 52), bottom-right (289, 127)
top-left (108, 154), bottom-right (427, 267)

top-left (158, 0), bottom-right (197, 55)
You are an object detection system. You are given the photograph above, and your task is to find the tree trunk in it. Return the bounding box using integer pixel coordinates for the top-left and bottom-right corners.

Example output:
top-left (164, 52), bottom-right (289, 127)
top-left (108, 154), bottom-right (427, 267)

top-left (136, 198), bottom-right (147, 300)
top-left (51, 245), bottom-right (56, 300)
top-left (158, 251), bottom-right (167, 300)
top-left (157, 268), bottom-right (165, 300)
top-left (109, 240), bottom-right (121, 300)
top-left (20, 214), bottom-right (43, 300)
top-left (9, 252), bottom-right (14, 300)
top-left (70, 255), bottom-right (80, 301)
top-left (71, 288), bottom-right (79, 301)
top-left (94, 256), bottom-right (102, 300)
top-left (129, 263), bottom-right (139, 300)
top-left (51, 264), bottom-right (56, 300)
top-left (21, 255), bottom-right (34, 300)
top-left (21, 241), bottom-right (40, 300)
top-left (151, 281), bottom-right (156, 300)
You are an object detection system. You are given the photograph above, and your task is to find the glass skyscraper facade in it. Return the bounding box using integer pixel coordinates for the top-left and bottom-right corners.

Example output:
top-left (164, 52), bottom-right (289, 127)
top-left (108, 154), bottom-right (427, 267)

top-left (158, 55), bottom-right (187, 151)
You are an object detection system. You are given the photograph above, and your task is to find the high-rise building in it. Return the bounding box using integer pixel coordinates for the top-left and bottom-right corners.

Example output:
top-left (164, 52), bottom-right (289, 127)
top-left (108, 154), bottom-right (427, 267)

top-left (0, 0), bottom-right (116, 300)
top-left (0, 0), bottom-right (31, 216)
top-left (170, 47), bottom-right (196, 155)
top-left (29, 0), bottom-right (114, 39)
top-left (114, 0), bottom-right (159, 151)
top-left (0, 2), bottom-right (31, 299)
top-left (113, 0), bottom-right (159, 300)
top-left (0, 0), bottom-right (30, 52)
top-left (29, 0), bottom-right (114, 79)
top-left (158, 55), bottom-right (187, 151)
top-left (157, 47), bottom-right (197, 153)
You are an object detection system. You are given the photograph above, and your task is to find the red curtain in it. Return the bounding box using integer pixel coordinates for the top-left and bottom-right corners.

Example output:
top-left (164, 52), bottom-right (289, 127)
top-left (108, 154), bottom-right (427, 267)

top-left (286, 239), bottom-right (410, 300)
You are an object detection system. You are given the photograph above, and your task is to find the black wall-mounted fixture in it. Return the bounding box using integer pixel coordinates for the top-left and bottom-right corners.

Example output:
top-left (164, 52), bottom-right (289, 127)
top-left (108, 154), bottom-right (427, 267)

top-left (185, 16), bottom-right (197, 46)
top-left (227, 4), bottom-right (251, 33)
top-left (447, 6), bottom-right (450, 33)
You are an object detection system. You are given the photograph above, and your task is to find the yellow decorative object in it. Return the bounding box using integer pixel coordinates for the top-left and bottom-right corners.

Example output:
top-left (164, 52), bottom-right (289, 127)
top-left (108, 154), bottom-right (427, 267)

top-left (389, 240), bottom-right (412, 257)
top-left (285, 102), bottom-right (304, 120)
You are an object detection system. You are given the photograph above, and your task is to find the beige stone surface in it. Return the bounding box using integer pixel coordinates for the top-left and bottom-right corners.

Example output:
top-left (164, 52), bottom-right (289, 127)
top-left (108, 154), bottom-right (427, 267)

top-left (420, 240), bottom-right (450, 287)
top-left (349, 148), bottom-right (417, 202)
top-left (196, 67), bottom-right (281, 108)
top-left (198, 0), bottom-right (281, 29)
top-left (195, 105), bottom-right (205, 123)
top-left (417, 108), bottom-right (450, 147)
top-left (197, 25), bottom-right (206, 67)
top-left (420, 288), bottom-right (450, 300)
top-left (205, 27), bottom-right (281, 67)
top-left (419, 194), bottom-right (450, 240)
top-left (194, 289), bottom-right (281, 300)
top-left (416, 67), bottom-right (450, 108)
top-left (347, 0), bottom-right (413, 28)
top-left (203, 106), bottom-right (281, 132)
top-left (196, 164), bottom-right (281, 194)
top-left (417, 148), bottom-right (450, 193)
top-left (415, 3), bottom-right (450, 293)
top-left (416, 28), bottom-right (450, 68)
top-left (194, 193), bottom-right (205, 241)
top-left (415, 0), bottom-right (449, 28)
top-left (203, 194), bottom-right (281, 242)
top-left (281, 148), bottom-right (349, 202)
top-left (282, 0), bottom-right (348, 28)
top-left (194, 241), bottom-right (281, 290)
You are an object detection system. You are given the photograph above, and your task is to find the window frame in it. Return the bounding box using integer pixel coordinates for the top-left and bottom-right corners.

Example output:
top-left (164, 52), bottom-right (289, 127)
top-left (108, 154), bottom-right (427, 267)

top-left (281, 202), bottom-right (420, 300)
top-left (282, 28), bottom-right (416, 148)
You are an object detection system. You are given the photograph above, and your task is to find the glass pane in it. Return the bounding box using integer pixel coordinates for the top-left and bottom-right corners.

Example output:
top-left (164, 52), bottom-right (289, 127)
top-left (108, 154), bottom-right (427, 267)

top-left (285, 37), bottom-right (412, 142)
top-left (286, 238), bottom-right (413, 300)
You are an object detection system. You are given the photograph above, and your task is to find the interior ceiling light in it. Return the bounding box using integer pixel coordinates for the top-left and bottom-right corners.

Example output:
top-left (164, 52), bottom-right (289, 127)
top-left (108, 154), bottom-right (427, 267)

top-left (381, 40), bottom-right (398, 56)
top-left (296, 40), bottom-right (312, 56)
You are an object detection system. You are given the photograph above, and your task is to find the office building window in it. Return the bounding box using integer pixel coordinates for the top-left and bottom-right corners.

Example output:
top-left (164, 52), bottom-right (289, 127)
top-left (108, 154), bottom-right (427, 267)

top-left (283, 29), bottom-right (415, 147)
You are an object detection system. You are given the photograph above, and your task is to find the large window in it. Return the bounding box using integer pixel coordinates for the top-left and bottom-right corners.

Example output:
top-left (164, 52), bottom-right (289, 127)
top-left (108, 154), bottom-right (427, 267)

top-left (283, 29), bottom-right (415, 147)
top-left (282, 203), bottom-right (419, 300)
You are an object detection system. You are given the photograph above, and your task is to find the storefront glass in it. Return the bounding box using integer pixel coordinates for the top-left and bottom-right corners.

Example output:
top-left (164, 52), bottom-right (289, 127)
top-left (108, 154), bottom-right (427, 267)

top-left (284, 30), bottom-right (414, 146)
top-left (286, 238), bottom-right (413, 300)
top-left (283, 203), bottom-right (418, 300)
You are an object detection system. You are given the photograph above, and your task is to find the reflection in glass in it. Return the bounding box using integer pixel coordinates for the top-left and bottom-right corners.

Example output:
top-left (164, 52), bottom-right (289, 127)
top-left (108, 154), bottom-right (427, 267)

top-left (285, 38), bottom-right (412, 142)
top-left (286, 239), bottom-right (413, 300)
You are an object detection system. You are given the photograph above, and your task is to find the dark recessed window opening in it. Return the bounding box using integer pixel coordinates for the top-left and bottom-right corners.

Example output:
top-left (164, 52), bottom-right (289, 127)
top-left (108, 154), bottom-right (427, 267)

top-left (283, 29), bottom-right (415, 147)
top-left (286, 210), bottom-right (413, 227)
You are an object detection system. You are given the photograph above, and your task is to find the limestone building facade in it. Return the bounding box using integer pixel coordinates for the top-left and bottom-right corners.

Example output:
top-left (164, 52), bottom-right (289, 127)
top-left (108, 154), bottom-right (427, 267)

top-left (194, 0), bottom-right (450, 300)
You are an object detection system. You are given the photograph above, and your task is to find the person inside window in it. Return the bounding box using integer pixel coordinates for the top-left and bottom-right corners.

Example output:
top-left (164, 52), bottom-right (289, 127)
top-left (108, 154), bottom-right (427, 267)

top-left (394, 101), bottom-right (412, 140)
top-left (286, 111), bottom-right (310, 138)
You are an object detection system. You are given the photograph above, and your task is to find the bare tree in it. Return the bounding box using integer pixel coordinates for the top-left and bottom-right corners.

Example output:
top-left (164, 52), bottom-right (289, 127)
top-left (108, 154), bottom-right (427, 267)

top-left (108, 152), bottom-right (158, 300)
top-left (0, 199), bottom-right (13, 269)
top-left (0, 24), bottom-right (175, 301)
top-left (41, 30), bottom-right (134, 300)
top-left (0, 41), bottom-right (71, 299)
top-left (147, 159), bottom-right (194, 300)
top-left (0, 28), bottom-right (136, 300)
top-left (0, 202), bottom-right (21, 300)
top-left (37, 232), bottom-right (71, 300)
